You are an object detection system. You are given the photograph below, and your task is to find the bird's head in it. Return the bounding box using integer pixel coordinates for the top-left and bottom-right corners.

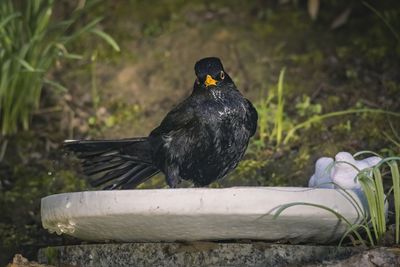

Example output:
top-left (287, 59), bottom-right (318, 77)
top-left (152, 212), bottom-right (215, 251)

top-left (194, 57), bottom-right (231, 89)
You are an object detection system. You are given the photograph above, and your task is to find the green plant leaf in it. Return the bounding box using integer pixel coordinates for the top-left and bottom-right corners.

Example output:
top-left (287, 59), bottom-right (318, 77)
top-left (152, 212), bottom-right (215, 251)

top-left (0, 11), bottom-right (20, 29)
top-left (15, 57), bottom-right (38, 72)
top-left (90, 28), bottom-right (120, 52)
top-left (43, 79), bottom-right (68, 92)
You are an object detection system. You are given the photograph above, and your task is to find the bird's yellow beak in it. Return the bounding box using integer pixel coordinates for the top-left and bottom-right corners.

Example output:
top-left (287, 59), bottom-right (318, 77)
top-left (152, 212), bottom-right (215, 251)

top-left (204, 74), bottom-right (217, 87)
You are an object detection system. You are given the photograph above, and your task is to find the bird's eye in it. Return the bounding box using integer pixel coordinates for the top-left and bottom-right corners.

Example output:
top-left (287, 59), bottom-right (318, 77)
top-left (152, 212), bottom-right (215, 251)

top-left (220, 71), bottom-right (225, 80)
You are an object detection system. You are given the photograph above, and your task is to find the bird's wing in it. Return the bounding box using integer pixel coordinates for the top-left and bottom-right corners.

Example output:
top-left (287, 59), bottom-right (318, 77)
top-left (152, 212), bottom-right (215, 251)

top-left (150, 99), bottom-right (196, 136)
top-left (147, 99), bottom-right (199, 187)
top-left (245, 98), bottom-right (258, 136)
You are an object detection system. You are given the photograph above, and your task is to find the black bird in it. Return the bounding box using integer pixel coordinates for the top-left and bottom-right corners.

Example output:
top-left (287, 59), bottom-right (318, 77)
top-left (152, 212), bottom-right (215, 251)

top-left (64, 57), bottom-right (258, 189)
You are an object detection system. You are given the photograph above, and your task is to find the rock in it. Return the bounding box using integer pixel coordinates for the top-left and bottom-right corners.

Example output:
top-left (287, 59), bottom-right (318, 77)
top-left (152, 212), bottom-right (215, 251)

top-left (7, 254), bottom-right (53, 267)
top-left (306, 247), bottom-right (400, 267)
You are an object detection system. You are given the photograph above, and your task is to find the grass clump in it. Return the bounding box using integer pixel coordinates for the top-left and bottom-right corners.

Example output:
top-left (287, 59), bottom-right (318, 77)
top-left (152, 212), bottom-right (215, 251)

top-left (0, 0), bottom-right (119, 136)
top-left (252, 67), bottom-right (290, 151)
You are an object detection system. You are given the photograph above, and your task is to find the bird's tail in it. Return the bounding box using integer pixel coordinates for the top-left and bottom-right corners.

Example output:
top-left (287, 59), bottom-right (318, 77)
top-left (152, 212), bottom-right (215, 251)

top-left (63, 138), bottom-right (159, 189)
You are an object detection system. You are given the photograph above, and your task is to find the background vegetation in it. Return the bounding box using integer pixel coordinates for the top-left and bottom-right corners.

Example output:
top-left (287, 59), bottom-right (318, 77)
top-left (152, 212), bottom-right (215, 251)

top-left (0, 0), bottom-right (399, 264)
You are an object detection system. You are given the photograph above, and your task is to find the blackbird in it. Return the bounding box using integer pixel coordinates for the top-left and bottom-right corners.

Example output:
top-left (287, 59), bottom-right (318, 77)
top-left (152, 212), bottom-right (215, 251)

top-left (64, 57), bottom-right (258, 189)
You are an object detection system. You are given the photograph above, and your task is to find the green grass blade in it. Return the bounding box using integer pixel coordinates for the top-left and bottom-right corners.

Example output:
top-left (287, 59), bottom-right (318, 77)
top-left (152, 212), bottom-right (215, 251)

top-left (372, 168), bottom-right (386, 238)
top-left (363, 1), bottom-right (400, 43)
top-left (273, 202), bottom-right (366, 245)
top-left (338, 223), bottom-right (372, 247)
top-left (90, 28), bottom-right (120, 52)
top-left (274, 67), bottom-right (285, 146)
top-left (383, 131), bottom-right (400, 148)
top-left (34, 4), bottom-right (52, 36)
top-left (43, 79), bottom-right (67, 92)
top-left (358, 175), bottom-right (379, 241)
top-left (15, 57), bottom-right (36, 72)
top-left (353, 151), bottom-right (383, 159)
top-left (375, 157), bottom-right (400, 168)
top-left (63, 17), bottom-right (103, 43)
top-left (333, 182), bottom-right (367, 220)
top-left (388, 160), bottom-right (400, 244)
top-left (273, 202), bottom-right (349, 224)
top-left (0, 12), bottom-right (20, 29)
top-left (255, 92), bottom-right (274, 147)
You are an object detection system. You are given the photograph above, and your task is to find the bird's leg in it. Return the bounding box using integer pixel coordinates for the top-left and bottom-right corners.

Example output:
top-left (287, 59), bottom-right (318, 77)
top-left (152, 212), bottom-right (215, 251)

top-left (193, 182), bottom-right (208, 188)
top-left (166, 175), bottom-right (181, 188)
top-left (165, 166), bottom-right (181, 188)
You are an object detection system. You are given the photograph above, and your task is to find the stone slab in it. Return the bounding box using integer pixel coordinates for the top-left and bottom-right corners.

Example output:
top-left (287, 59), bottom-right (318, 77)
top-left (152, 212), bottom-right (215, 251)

top-left (37, 242), bottom-right (361, 267)
top-left (41, 187), bottom-right (365, 243)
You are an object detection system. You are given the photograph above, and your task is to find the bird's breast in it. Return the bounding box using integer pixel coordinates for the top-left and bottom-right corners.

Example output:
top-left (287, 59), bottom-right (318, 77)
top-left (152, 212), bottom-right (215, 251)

top-left (203, 100), bottom-right (247, 124)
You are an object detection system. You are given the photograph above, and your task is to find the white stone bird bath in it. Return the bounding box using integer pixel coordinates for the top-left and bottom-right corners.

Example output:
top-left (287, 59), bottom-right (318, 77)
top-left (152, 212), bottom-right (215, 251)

top-left (41, 187), bottom-right (365, 244)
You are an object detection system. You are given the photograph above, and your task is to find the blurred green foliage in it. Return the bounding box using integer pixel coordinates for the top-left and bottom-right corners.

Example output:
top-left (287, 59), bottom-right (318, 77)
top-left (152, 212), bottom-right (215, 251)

top-left (0, 0), bottom-right (119, 136)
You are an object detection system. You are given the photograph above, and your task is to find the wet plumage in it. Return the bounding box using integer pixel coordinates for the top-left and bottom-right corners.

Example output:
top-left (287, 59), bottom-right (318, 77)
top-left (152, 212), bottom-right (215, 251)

top-left (64, 57), bottom-right (258, 189)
